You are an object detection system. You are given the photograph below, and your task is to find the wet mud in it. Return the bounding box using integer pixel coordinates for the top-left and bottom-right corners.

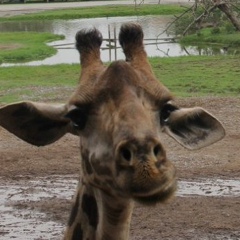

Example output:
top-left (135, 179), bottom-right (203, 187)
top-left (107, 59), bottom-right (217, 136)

top-left (0, 98), bottom-right (240, 239)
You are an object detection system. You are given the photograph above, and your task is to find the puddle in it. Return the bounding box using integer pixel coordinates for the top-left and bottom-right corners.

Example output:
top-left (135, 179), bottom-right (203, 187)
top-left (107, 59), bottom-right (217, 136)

top-left (178, 178), bottom-right (240, 197)
top-left (0, 176), bottom-right (77, 239)
top-left (0, 175), bottom-right (239, 239)
top-left (0, 204), bottom-right (62, 239)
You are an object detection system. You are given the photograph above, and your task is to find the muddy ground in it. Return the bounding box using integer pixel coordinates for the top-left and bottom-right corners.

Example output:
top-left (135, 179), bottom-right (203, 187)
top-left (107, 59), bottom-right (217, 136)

top-left (0, 97), bottom-right (240, 239)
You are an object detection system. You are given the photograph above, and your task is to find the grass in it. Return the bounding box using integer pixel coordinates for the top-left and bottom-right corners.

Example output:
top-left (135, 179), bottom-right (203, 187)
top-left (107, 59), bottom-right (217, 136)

top-left (180, 28), bottom-right (240, 47)
top-left (0, 55), bottom-right (239, 103)
top-left (0, 64), bottom-right (79, 103)
top-left (0, 5), bottom-right (184, 21)
top-left (0, 32), bottom-right (64, 63)
top-left (150, 55), bottom-right (240, 97)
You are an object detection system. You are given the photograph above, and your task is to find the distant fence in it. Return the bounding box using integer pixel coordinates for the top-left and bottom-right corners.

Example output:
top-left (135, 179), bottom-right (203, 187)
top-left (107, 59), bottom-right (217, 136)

top-left (104, 25), bottom-right (118, 62)
top-left (53, 26), bottom-right (177, 61)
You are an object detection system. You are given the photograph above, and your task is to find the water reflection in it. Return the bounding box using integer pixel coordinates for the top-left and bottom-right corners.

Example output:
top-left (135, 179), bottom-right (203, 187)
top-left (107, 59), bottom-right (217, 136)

top-left (183, 44), bottom-right (240, 56)
top-left (0, 20), bottom-right (55, 32)
top-left (0, 16), bottom-right (238, 66)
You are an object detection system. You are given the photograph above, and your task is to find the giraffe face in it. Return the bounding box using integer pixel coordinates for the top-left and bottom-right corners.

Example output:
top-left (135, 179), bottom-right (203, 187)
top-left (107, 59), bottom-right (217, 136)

top-left (72, 62), bottom-right (177, 205)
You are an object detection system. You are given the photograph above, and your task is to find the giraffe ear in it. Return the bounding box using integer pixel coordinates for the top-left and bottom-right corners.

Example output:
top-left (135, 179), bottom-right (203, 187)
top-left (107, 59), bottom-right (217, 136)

top-left (160, 105), bottom-right (225, 150)
top-left (0, 101), bottom-right (77, 146)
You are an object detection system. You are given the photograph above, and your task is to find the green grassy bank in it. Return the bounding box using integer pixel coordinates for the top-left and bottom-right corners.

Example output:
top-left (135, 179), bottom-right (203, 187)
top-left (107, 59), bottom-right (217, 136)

top-left (180, 29), bottom-right (240, 48)
top-left (0, 32), bottom-right (64, 63)
top-left (0, 55), bottom-right (239, 103)
top-left (0, 4), bottom-right (183, 21)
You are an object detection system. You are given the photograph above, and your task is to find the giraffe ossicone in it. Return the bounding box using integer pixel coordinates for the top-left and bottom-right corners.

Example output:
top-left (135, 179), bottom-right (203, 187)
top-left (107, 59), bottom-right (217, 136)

top-left (0, 23), bottom-right (225, 240)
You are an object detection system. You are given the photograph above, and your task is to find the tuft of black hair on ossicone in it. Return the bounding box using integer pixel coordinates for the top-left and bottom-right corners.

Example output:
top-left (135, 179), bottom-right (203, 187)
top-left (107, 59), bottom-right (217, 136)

top-left (75, 28), bottom-right (103, 52)
top-left (119, 23), bottom-right (144, 49)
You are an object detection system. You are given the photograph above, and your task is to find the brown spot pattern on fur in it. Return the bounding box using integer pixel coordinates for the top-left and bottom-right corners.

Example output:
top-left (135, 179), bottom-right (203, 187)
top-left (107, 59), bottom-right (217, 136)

top-left (72, 223), bottom-right (83, 240)
top-left (82, 194), bottom-right (99, 229)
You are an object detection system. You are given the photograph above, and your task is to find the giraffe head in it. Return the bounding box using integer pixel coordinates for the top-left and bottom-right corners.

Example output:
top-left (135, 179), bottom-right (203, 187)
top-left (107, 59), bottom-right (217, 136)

top-left (0, 24), bottom-right (225, 207)
top-left (73, 59), bottom-right (177, 204)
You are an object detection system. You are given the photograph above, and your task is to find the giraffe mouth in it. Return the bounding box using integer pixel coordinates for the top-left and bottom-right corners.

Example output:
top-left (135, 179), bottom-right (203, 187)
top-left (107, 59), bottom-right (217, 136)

top-left (132, 178), bottom-right (177, 205)
top-left (128, 158), bottom-right (177, 204)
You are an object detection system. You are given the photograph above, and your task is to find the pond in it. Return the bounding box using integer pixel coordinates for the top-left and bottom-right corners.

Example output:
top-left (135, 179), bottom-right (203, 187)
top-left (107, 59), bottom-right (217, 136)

top-left (0, 15), bottom-right (237, 66)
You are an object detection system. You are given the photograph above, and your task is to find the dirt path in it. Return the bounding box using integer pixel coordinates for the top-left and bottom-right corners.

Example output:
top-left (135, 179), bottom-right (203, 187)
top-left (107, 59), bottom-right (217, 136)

top-left (0, 97), bottom-right (240, 239)
top-left (0, 0), bottom-right (192, 17)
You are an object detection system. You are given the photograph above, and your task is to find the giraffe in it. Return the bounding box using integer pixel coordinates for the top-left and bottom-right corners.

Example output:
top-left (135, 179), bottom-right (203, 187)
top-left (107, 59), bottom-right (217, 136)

top-left (0, 23), bottom-right (225, 240)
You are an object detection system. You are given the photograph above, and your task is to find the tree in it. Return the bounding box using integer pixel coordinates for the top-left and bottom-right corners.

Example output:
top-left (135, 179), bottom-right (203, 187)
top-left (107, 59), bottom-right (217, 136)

top-left (133, 0), bottom-right (240, 37)
top-left (173, 0), bottom-right (240, 36)
top-left (212, 0), bottom-right (240, 31)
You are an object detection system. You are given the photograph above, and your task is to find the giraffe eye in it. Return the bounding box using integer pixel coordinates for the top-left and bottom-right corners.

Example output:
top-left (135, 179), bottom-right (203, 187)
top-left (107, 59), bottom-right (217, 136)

top-left (65, 107), bottom-right (88, 130)
top-left (160, 104), bottom-right (178, 124)
top-left (153, 144), bottom-right (161, 156)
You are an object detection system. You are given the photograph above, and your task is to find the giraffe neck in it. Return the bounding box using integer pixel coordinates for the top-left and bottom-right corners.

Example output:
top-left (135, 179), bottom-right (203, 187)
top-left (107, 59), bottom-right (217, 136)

top-left (64, 180), bottom-right (134, 240)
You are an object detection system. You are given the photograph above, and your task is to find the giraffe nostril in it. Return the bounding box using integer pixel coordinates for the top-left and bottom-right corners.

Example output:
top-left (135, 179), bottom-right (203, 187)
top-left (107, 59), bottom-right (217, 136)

top-left (120, 147), bottom-right (132, 162)
top-left (153, 144), bottom-right (161, 157)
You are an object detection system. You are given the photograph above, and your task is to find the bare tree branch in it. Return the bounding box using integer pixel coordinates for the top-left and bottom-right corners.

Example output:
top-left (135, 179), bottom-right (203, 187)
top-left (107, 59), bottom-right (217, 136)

top-left (182, 4), bottom-right (217, 35)
top-left (157, 5), bottom-right (195, 39)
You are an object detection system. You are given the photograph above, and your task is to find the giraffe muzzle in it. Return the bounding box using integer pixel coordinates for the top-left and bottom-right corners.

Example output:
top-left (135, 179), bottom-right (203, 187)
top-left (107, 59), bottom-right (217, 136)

top-left (115, 138), bottom-right (177, 204)
top-left (116, 138), bottom-right (166, 167)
